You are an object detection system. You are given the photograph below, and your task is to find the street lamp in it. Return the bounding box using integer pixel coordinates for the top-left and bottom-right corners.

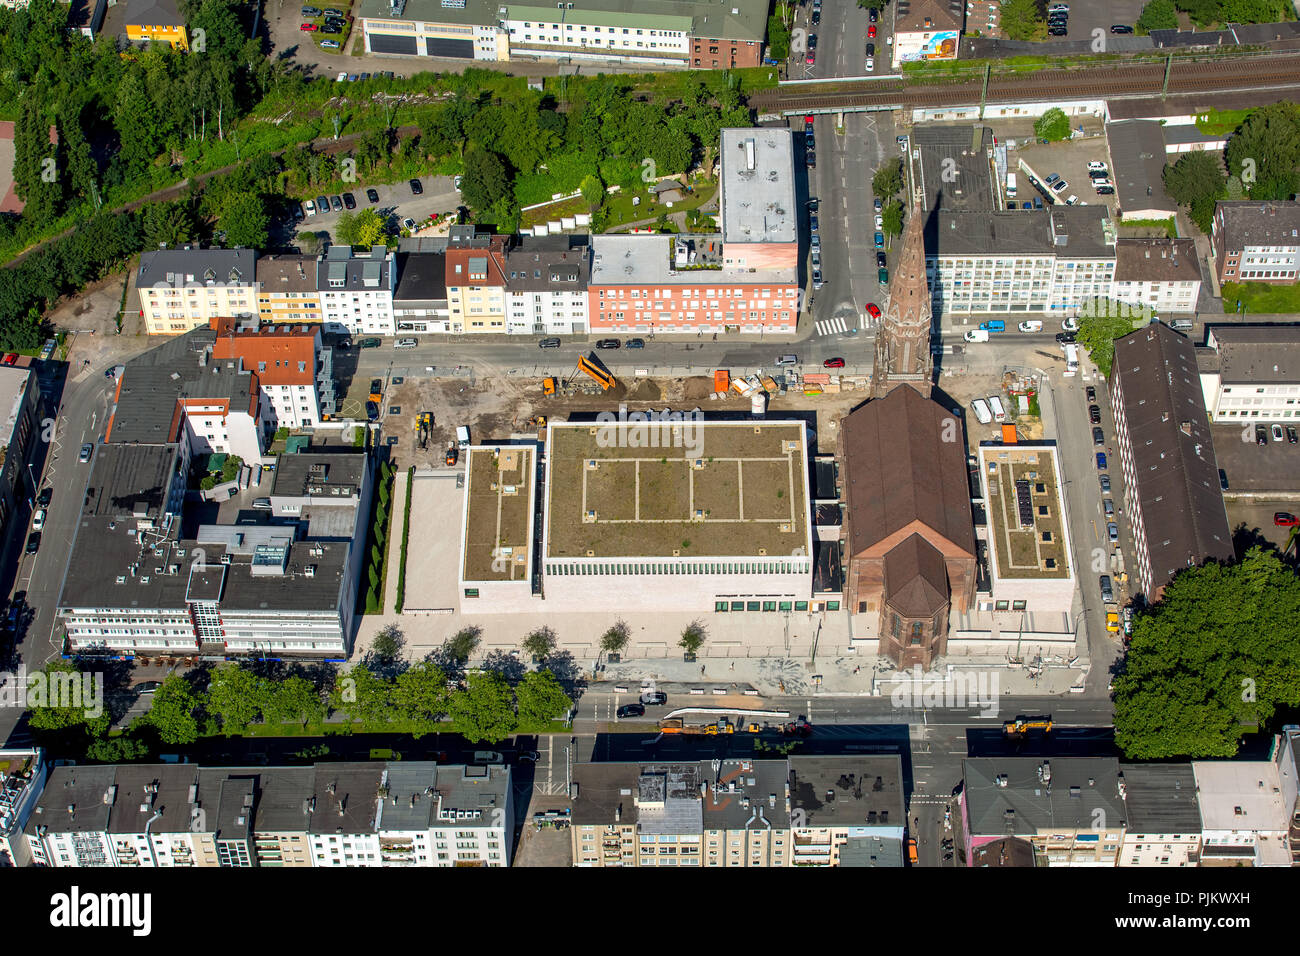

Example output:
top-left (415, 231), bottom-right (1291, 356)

top-left (26, 462), bottom-right (35, 509)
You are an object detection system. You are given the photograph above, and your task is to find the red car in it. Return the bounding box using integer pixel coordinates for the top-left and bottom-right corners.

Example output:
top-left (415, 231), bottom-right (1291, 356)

top-left (868, 24), bottom-right (877, 38)
top-left (824, 357), bottom-right (845, 369)
top-left (804, 115), bottom-right (814, 129)
top-left (806, 49), bottom-right (816, 65)
top-left (1275, 512), bottom-right (1299, 527)
top-left (300, 22), bottom-right (318, 30)
top-left (865, 302), bottom-right (881, 319)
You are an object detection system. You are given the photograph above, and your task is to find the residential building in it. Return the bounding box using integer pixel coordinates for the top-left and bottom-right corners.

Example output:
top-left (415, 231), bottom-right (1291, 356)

top-left (1198, 324), bottom-right (1300, 423)
top-left (255, 255), bottom-right (324, 325)
top-left (1193, 756), bottom-right (1292, 866)
top-left (961, 757), bottom-right (1128, 866)
top-left (445, 232), bottom-right (509, 334)
top-left (909, 125), bottom-right (999, 214)
top-left (57, 445), bottom-right (369, 659)
top-left (1110, 324), bottom-right (1232, 600)
top-left (123, 0), bottom-right (188, 49)
top-left (393, 250), bottom-right (450, 334)
top-left (926, 207), bottom-right (1118, 315)
top-left (211, 319), bottom-right (331, 430)
top-left (0, 364), bottom-right (42, 558)
top-left (1112, 238), bottom-right (1201, 314)
top-left (872, 205), bottom-right (933, 397)
top-left (137, 247), bottom-right (257, 335)
top-left (317, 245), bottom-right (397, 336)
top-left (502, 236), bottom-right (591, 334)
top-left (25, 761), bottom-right (512, 867)
top-left (1212, 200), bottom-right (1300, 285)
top-left (891, 0), bottom-right (963, 69)
top-left (1119, 763), bottom-right (1203, 867)
top-left (538, 420), bottom-right (814, 616)
top-left (0, 749), bottom-right (48, 868)
top-left (970, 837), bottom-right (1036, 866)
top-left (840, 386), bottom-right (977, 669)
top-left (718, 129), bottom-right (798, 272)
top-left (1104, 121), bottom-right (1179, 222)
top-left (571, 756), bottom-right (901, 867)
top-left (1279, 726), bottom-right (1300, 865)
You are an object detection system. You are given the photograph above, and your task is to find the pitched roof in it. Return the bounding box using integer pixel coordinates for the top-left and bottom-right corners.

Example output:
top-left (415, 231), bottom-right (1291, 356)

top-left (1114, 238), bottom-right (1201, 283)
top-left (211, 324), bottom-right (318, 387)
top-left (1214, 200), bottom-right (1300, 249)
top-left (883, 533), bottom-right (949, 617)
top-left (842, 387), bottom-right (976, 560)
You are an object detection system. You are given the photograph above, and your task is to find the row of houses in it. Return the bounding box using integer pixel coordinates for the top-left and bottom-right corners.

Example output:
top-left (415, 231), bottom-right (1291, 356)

top-left (0, 751), bottom-right (513, 868)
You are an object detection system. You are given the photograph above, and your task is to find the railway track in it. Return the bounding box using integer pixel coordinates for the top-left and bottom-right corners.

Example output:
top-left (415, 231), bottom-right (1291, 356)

top-left (751, 51), bottom-right (1300, 113)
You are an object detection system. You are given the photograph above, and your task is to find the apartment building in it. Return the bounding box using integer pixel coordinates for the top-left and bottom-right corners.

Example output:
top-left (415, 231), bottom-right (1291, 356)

top-left (317, 245), bottom-right (397, 336)
top-left (0, 749), bottom-right (48, 868)
top-left (1110, 324), bottom-right (1232, 600)
top-left (256, 255), bottom-right (325, 324)
top-left (962, 757), bottom-right (1128, 866)
top-left (572, 756), bottom-right (902, 867)
top-left (123, 0), bottom-right (188, 49)
top-left (1198, 324), bottom-right (1300, 423)
top-left (927, 207), bottom-right (1118, 315)
top-left (1112, 238), bottom-right (1201, 315)
top-left (1193, 757), bottom-right (1292, 867)
top-left (1118, 763), bottom-right (1203, 867)
top-left (393, 250), bottom-right (450, 333)
top-left (502, 236), bottom-right (591, 335)
top-left (718, 129), bottom-right (798, 273)
top-left (137, 247), bottom-right (257, 335)
top-left (211, 320), bottom-right (329, 430)
top-left (0, 364), bottom-right (42, 559)
top-left (446, 232), bottom-right (509, 333)
top-left (892, 0), bottom-right (963, 68)
top-left (1212, 200), bottom-right (1300, 285)
top-left (25, 761), bottom-right (513, 867)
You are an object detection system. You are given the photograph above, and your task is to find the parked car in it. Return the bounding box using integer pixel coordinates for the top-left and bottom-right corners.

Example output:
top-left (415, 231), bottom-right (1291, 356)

top-left (1100, 474), bottom-right (1111, 494)
top-left (806, 150), bottom-right (816, 168)
top-left (341, 192), bottom-right (355, 210)
top-left (358, 338), bottom-right (381, 349)
top-left (878, 268), bottom-right (889, 284)
top-left (812, 7), bottom-right (820, 23)
top-left (395, 337), bottom-right (418, 348)
top-left (1108, 522), bottom-right (1119, 543)
top-left (25, 532), bottom-right (40, 555)
top-left (824, 357), bottom-right (845, 368)
top-left (876, 251), bottom-right (887, 268)
top-left (874, 232), bottom-right (884, 248)
top-left (873, 196), bottom-right (883, 211)
top-left (776, 354), bottom-right (799, 366)
top-left (626, 338), bottom-right (645, 349)
top-left (812, 269), bottom-right (824, 289)
top-left (804, 114), bottom-right (814, 130)
top-left (1275, 512), bottom-right (1300, 527)
top-left (1099, 575), bottom-right (1114, 602)
top-left (330, 195), bottom-right (343, 211)
top-left (1089, 405), bottom-right (1101, 424)
top-left (964, 329), bottom-right (989, 343)
top-left (1256, 424), bottom-right (1269, 445)
top-left (366, 188), bottom-right (380, 203)
top-left (304, 199), bottom-right (316, 216)
top-left (1046, 173), bottom-right (1061, 185)
top-left (1270, 423), bottom-right (1285, 442)
top-left (37, 488), bottom-right (52, 507)
top-left (1051, 179), bottom-right (1069, 193)
top-left (320, 39), bottom-right (340, 49)
top-left (1056, 332), bottom-right (1076, 344)
top-left (865, 57), bottom-right (874, 71)
top-left (596, 339), bottom-right (621, 349)
top-left (300, 22), bottom-right (318, 31)
top-left (868, 6), bottom-right (878, 22)
top-left (868, 23), bottom-right (876, 38)
top-left (1018, 320), bottom-right (1043, 332)
top-left (1093, 426), bottom-right (1105, 446)
top-left (1096, 452), bottom-right (1107, 470)
top-left (538, 337), bottom-right (561, 349)
top-left (409, 178), bottom-right (423, 195)
top-left (1219, 468), bottom-right (1229, 491)
top-left (32, 509), bottom-right (45, 532)
top-left (1088, 161), bottom-right (1108, 171)
top-left (316, 194), bottom-right (329, 213)
top-left (365, 401), bottom-right (380, 422)
top-left (1103, 498), bottom-right (1115, 517)
top-left (1085, 384), bottom-right (1095, 401)
top-left (865, 302), bottom-right (881, 319)
top-left (1288, 426), bottom-right (1298, 444)
top-left (617, 703), bottom-right (645, 719)
top-left (79, 443), bottom-right (93, 463)
top-left (1111, 24), bottom-right (1134, 34)
top-left (809, 214), bottom-right (820, 232)
top-left (302, 5), bottom-right (322, 14)
top-left (806, 47), bottom-right (816, 65)
top-left (402, 217), bottom-right (417, 232)
top-left (1095, 185), bottom-right (1115, 195)
top-left (641, 691), bottom-right (668, 706)
top-left (866, 43), bottom-right (875, 56)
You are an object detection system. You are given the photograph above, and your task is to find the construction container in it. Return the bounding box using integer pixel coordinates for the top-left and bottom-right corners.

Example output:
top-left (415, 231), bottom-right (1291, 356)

top-left (714, 369), bottom-right (730, 393)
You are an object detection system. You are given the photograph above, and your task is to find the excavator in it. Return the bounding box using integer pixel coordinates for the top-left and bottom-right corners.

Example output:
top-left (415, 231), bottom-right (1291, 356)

top-left (417, 412), bottom-right (432, 450)
top-left (1003, 715), bottom-right (1053, 736)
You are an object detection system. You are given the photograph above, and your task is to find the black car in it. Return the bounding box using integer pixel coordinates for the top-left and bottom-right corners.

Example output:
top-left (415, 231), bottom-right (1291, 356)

top-left (596, 338), bottom-right (620, 349)
top-left (342, 192), bottom-right (356, 210)
top-left (1219, 468), bottom-right (1229, 491)
top-left (25, 532), bottom-right (40, 555)
top-left (811, 7), bottom-right (820, 23)
top-left (1289, 426), bottom-right (1298, 444)
top-left (1095, 185), bottom-right (1115, 195)
top-left (1056, 331), bottom-right (1076, 344)
top-left (808, 34), bottom-right (817, 49)
top-left (806, 150), bottom-right (816, 168)
top-left (358, 73), bottom-right (371, 82)
top-left (316, 194), bottom-right (329, 214)
top-left (1100, 474), bottom-right (1111, 494)
top-left (876, 251), bottom-right (887, 267)
top-left (366, 401), bottom-right (380, 422)
top-left (868, 6), bottom-right (878, 22)
top-left (806, 197), bottom-right (819, 211)
top-left (1048, 27), bottom-right (1067, 36)
top-left (626, 338), bottom-right (646, 349)
top-left (1111, 24), bottom-right (1134, 34)
top-left (809, 214), bottom-right (819, 232)
top-left (538, 337), bottom-right (561, 349)
top-left (1089, 404), bottom-right (1101, 424)
top-left (409, 178), bottom-right (423, 195)
top-left (1093, 426), bottom-right (1105, 446)
top-left (366, 188), bottom-right (379, 203)
top-left (1086, 385), bottom-right (1096, 402)
top-left (1256, 424), bottom-right (1269, 445)
top-left (866, 42), bottom-right (875, 56)
top-left (617, 703), bottom-right (645, 718)
top-left (37, 487), bottom-right (52, 507)
top-left (330, 195), bottom-right (343, 211)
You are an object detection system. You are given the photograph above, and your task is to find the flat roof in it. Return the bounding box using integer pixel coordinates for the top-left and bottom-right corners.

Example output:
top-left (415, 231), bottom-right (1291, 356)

top-left (432, 764), bottom-right (511, 827)
top-left (357, 0), bottom-right (500, 27)
top-left (25, 765), bottom-right (117, 836)
top-left (912, 125), bottom-right (997, 212)
top-left (590, 234), bottom-right (797, 286)
top-left (978, 444), bottom-right (1072, 580)
top-left (463, 446), bottom-right (536, 582)
top-left (1105, 120), bottom-right (1179, 216)
top-left (545, 420), bottom-right (810, 559)
top-left (964, 757), bottom-right (1127, 836)
top-left (1121, 763), bottom-right (1202, 833)
top-left (271, 452), bottom-right (366, 500)
top-left (927, 207), bottom-right (1115, 259)
top-left (0, 366), bottom-right (31, 448)
top-left (1192, 761), bottom-right (1288, 831)
top-left (719, 129), bottom-right (797, 245)
top-left (255, 255), bottom-right (319, 296)
top-left (1206, 324), bottom-right (1300, 384)
top-left (788, 756), bottom-right (906, 828)
top-left (394, 252), bottom-right (448, 302)
top-left (308, 763), bottom-right (382, 835)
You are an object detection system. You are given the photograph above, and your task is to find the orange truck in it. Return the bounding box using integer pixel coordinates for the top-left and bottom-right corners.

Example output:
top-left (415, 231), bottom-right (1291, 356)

top-left (908, 838), bottom-right (918, 864)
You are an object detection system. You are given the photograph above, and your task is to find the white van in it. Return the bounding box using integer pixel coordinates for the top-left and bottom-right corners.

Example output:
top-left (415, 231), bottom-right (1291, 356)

top-left (456, 425), bottom-right (471, 448)
top-left (1006, 171), bottom-right (1017, 199)
top-left (988, 396), bottom-right (1007, 422)
top-left (964, 329), bottom-right (990, 343)
top-left (971, 399), bottom-right (993, 425)
top-left (1063, 343), bottom-right (1079, 376)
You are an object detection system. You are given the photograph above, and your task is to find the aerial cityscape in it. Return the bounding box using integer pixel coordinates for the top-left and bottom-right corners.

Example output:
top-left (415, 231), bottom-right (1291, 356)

top-left (0, 0), bottom-right (1299, 907)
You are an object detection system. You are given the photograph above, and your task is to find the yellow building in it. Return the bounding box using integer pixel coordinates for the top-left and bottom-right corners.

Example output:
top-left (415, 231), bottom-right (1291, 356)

top-left (125, 0), bottom-right (190, 50)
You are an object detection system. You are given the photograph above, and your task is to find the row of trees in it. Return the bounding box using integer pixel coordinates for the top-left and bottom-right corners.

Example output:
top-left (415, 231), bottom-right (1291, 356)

top-left (870, 159), bottom-right (906, 238)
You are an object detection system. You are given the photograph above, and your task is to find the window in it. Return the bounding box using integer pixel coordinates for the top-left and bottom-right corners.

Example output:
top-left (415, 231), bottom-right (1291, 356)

top-left (715, 601), bottom-right (729, 612)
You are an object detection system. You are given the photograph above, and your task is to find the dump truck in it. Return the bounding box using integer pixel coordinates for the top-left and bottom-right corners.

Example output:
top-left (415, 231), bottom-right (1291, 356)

top-left (543, 377), bottom-right (557, 396)
top-left (369, 378), bottom-right (384, 403)
top-left (1003, 715), bottom-right (1053, 735)
top-left (577, 353), bottom-right (616, 391)
top-left (417, 412), bottom-right (432, 450)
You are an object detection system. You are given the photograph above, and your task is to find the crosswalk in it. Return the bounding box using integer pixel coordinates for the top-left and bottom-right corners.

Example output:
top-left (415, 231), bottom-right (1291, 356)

top-left (815, 316), bottom-right (856, 337)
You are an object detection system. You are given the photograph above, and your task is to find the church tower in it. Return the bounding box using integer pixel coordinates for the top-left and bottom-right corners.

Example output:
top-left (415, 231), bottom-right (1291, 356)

top-left (871, 206), bottom-right (933, 398)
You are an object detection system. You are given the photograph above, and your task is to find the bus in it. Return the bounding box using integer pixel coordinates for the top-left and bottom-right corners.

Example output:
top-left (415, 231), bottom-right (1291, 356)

top-left (1063, 343), bottom-right (1079, 376)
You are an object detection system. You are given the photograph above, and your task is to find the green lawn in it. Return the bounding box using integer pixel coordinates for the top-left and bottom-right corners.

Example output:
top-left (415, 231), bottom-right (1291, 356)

top-left (1195, 107), bottom-right (1253, 136)
top-left (603, 183), bottom-right (717, 232)
top-left (1222, 282), bottom-right (1300, 314)
top-left (1120, 217), bottom-right (1178, 239)
top-left (521, 194), bottom-right (589, 229)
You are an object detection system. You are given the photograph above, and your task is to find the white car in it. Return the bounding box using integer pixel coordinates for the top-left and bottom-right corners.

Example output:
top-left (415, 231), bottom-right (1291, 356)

top-left (874, 214), bottom-right (884, 229)
top-left (32, 508), bottom-right (45, 532)
top-left (1018, 320), bottom-right (1043, 332)
top-left (454, 175), bottom-right (463, 190)
top-left (402, 217), bottom-right (416, 232)
top-left (1065, 195), bottom-right (1079, 205)
top-left (337, 71), bottom-right (348, 82)
top-left (1062, 317), bottom-right (1078, 331)
top-left (1087, 160), bottom-right (1107, 171)
top-left (865, 57), bottom-right (874, 71)
top-left (395, 338), bottom-right (418, 349)
top-left (304, 199), bottom-right (316, 216)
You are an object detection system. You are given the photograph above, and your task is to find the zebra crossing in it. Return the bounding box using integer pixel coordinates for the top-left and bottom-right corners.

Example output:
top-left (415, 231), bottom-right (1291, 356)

top-left (815, 316), bottom-right (855, 337)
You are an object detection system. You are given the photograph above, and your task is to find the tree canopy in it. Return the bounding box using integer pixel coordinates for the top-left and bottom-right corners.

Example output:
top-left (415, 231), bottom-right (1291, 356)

top-left (1137, 0), bottom-right (1179, 33)
top-left (1223, 101), bottom-right (1300, 202)
top-left (1113, 548), bottom-right (1300, 759)
top-left (1034, 108), bottom-right (1071, 143)
top-left (1162, 150), bottom-right (1226, 233)
top-left (449, 671), bottom-right (518, 744)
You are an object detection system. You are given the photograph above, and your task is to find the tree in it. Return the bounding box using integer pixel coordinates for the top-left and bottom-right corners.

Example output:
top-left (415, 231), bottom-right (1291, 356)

top-left (264, 675), bottom-right (325, 728)
top-left (881, 199), bottom-right (904, 238)
top-left (515, 671), bottom-right (572, 728)
top-left (871, 158), bottom-right (903, 200)
top-left (1077, 303), bottom-right (1144, 377)
top-left (142, 201), bottom-right (195, 248)
top-left (679, 620), bottom-right (707, 658)
top-left (145, 674), bottom-right (200, 746)
top-left (86, 734), bottom-right (150, 763)
top-left (1137, 0), bottom-right (1179, 33)
top-left (335, 208), bottom-right (391, 247)
top-left (522, 626), bottom-right (557, 661)
top-left (370, 623), bottom-right (405, 662)
top-left (1034, 108), bottom-right (1071, 143)
top-left (205, 664), bottom-right (270, 734)
top-left (461, 148), bottom-right (510, 213)
top-left (448, 671), bottom-right (517, 743)
top-left (600, 621), bottom-right (630, 657)
top-left (393, 662), bottom-right (450, 727)
top-left (1000, 0), bottom-right (1047, 40)
top-left (220, 192), bottom-right (269, 249)
top-left (1113, 548), bottom-right (1300, 759)
top-left (26, 661), bottom-right (93, 732)
top-left (333, 664), bottom-right (393, 725)
top-left (580, 174), bottom-right (604, 210)
top-left (767, 15), bottom-right (791, 60)
top-left (1175, 0), bottom-right (1221, 27)
top-left (1223, 101), bottom-right (1300, 202)
top-left (1163, 150), bottom-right (1226, 233)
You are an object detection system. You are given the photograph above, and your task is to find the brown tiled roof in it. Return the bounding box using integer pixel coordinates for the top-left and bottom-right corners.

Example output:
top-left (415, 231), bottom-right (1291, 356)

top-left (212, 325), bottom-right (317, 387)
top-left (1114, 239), bottom-right (1201, 283)
top-left (883, 533), bottom-right (948, 617)
top-left (842, 386), bottom-right (976, 560)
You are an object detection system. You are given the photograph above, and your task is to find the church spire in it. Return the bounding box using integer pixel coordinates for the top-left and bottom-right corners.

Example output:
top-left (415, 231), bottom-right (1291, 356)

top-left (871, 204), bottom-right (933, 399)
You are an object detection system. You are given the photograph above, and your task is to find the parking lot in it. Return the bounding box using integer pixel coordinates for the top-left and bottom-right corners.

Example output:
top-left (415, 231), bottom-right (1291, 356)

top-left (1044, 0), bottom-right (1149, 46)
top-left (1224, 498), bottom-right (1300, 552)
top-left (1012, 132), bottom-right (1117, 215)
top-left (1211, 422), bottom-right (1300, 495)
top-left (293, 175), bottom-right (461, 242)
